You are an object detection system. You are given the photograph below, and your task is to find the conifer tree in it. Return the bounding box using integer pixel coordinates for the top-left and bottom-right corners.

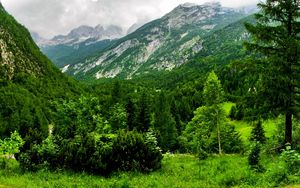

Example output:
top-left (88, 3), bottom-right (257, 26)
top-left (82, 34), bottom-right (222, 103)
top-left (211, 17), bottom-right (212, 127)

top-left (125, 97), bottom-right (138, 131)
top-left (245, 0), bottom-right (300, 144)
top-left (250, 121), bottom-right (266, 144)
top-left (154, 91), bottom-right (177, 152)
top-left (137, 92), bottom-right (151, 132)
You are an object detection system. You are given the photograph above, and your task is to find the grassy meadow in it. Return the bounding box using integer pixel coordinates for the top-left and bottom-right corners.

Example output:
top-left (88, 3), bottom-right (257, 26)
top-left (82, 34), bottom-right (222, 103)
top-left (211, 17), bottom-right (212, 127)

top-left (0, 153), bottom-right (299, 188)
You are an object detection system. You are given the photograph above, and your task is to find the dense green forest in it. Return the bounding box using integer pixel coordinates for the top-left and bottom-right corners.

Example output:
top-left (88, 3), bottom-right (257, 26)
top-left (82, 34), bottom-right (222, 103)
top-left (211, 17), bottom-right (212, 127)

top-left (2, 0), bottom-right (300, 187)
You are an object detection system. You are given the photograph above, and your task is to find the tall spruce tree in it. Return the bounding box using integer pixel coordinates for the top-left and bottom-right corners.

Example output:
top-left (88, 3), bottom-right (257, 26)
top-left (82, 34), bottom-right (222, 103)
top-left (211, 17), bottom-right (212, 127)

top-left (125, 97), bottom-right (138, 131)
top-left (137, 92), bottom-right (151, 132)
top-left (245, 0), bottom-right (300, 144)
top-left (154, 91), bottom-right (178, 152)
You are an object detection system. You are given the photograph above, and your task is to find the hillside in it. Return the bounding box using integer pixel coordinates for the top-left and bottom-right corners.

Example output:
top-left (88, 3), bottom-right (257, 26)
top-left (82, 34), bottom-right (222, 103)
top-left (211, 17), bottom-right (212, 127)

top-left (57, 2), bottom-right (250, 80)
top-left (0, 3), bottom-right (83, 139)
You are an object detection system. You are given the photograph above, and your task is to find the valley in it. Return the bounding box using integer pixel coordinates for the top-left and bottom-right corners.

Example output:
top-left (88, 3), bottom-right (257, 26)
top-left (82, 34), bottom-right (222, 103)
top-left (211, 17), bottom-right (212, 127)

top-left (1, 0), bottom-right (300, 187)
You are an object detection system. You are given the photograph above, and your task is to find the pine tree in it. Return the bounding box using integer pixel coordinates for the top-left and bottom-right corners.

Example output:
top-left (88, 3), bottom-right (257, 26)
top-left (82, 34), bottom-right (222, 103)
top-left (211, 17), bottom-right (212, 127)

top-left (137, 92), bottom-right (151, 132)
top-left (250, 121), bottom-right (266, 144)
top-left (245, 0), bottom-right (300, 144)
top-left (111, 80), bottom-right (122, 104)
top-left (154, 91), bottom-right (177, 152)
top-left (125, 97), bottom-right (138, 131)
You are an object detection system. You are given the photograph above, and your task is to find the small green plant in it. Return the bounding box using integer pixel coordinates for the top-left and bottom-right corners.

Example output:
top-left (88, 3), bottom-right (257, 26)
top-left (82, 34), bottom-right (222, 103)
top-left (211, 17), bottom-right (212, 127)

top-left (0, 131), bottom-right (24, 156)
top-left (248, 144), bottom-right (263, 172)
top-left (0, 131), bottom-right (24, 169)
top-left (280, 144), bottom-right (300, 175)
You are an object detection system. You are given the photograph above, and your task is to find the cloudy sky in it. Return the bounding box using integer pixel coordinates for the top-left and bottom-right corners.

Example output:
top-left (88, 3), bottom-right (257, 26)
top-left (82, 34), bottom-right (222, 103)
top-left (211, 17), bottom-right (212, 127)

top-left (1, 0), bottom-right (259, 39)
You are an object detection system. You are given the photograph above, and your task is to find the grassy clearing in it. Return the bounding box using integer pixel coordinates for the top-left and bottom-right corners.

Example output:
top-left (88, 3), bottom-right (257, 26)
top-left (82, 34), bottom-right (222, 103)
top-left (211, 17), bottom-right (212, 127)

top-left (0, 154), bottom-right (298, 188)
top-left (222, 102), bottom-right (278, 144)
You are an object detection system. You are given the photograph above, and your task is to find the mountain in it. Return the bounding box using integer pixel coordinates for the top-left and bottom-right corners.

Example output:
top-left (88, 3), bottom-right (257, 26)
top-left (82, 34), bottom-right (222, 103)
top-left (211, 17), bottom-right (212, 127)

top-left (0, 4), bottom-right (56, 80)
top-left (44, 24), bottom-right (124, 47)
top-left (34, 25), bottom-right (124, 69)
top-left (62, 2), bottom-right (251, 80)
top-left (0, 2), bottom-right (83, 139)
top-left (131, 14), bottom-right (256, 90)
top-left (0, 1), bottom-right (81, 94)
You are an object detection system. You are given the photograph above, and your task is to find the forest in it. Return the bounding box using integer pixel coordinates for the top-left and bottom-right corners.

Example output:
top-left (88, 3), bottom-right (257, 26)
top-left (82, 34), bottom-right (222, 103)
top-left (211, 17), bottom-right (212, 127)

top-left (1, 0), bottom-right (300, 187)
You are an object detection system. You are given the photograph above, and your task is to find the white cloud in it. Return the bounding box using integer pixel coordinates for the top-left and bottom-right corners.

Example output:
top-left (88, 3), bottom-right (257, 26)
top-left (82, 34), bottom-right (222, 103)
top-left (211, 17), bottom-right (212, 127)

top-left (1, 0), bottom-right (260, 39)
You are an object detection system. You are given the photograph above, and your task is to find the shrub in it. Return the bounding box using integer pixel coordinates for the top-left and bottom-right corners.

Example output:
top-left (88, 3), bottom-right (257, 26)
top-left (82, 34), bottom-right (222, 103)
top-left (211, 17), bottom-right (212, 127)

top-left (111, 130), bottom-right (163, 172)
top-left (19, 130), bottom-right (163, 175)
top-left (248, 144), bottom-right (263, 172)
top-left (280, 145), bottom-right (300, 175)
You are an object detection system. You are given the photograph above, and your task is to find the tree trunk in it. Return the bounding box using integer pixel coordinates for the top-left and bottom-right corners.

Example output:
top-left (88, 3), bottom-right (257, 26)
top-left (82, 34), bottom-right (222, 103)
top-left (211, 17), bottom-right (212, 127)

top-left (285, 112), bottom-right (292, 144)
top-left (218, 127), bottom-right (222, 155)
top-left (217, 108), bottom-right (222, 155)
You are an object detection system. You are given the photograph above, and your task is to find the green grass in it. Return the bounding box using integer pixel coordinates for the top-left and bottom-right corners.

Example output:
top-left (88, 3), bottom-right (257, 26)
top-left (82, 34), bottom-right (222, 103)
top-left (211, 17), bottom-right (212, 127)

top-left (0, 154), bottom-right (298, 188)
top-left (222, 102), bottom-right (280, 144)
top-left (222, 102), bottom-right (235, 115)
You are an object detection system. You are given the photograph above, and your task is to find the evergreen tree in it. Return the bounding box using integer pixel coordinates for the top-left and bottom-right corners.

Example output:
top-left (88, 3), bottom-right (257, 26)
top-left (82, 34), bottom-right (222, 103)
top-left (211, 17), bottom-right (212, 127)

top-left (137, 92), bottom-right (151, 132)
top-left (250, 121), bottom-right (266, 144)
top-left (111, 80), bottom-right (122, 103)
top-left (245, 0), bottom-right (300, 144)
top-left (125, 97), bottom-right (138, 131)
top-left (154, 91), bottom-right (178, 152)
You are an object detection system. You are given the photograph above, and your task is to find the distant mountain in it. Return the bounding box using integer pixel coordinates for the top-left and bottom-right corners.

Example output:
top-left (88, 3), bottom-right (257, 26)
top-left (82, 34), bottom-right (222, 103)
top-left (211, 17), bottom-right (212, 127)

top-left (33, 25), bottom-right (124, 69)
top-left (42, 24), bottom-right (124, 47)
top-left (62, 2), bottom-right (251, 79)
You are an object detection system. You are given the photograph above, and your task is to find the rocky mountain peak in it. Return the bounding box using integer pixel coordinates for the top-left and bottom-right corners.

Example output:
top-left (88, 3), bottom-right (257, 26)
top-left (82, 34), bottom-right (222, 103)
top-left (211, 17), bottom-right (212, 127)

top-left (69, 25), bottom-right (95, 38)
top-left (164, 1), bottom-right (229, 29)
top-left (38, 24), bottom-right (125, 47)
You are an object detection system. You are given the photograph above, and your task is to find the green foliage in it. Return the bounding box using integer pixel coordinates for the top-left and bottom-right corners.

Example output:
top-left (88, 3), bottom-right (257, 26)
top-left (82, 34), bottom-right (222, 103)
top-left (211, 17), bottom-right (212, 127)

top-left (109, 103), bottom-right (127, 132)
top-left (280, 145), bottom-right (300, 175)
top-left (125, 97), bottom-right (138, 131)
top-left (154, 91), bottom-right (178, 152)
top-left (0, 83), bottom-right (48, 150)
top-left (229, 105), bottom-right (237, 120)
top-left (248, 144), bottom-right (262, 171)
top-left (184, 106), bottom-right (243, 156)
top-left (245, 0), bottom-right (300, 144)
top-left (111, 130), bottom-right (163, 172)
top-left (0, 131), bottom-right (24, 156)
top-left (137, 92), bottom-right (151, 132)
top-left (203, 71), bottom-right (224, 106)
top-left (53, 95), bottom-right (111, 138)
top-left (250, 121), bottom-right (266, 144)
top-left (210, 124), bottom-right (243, 154)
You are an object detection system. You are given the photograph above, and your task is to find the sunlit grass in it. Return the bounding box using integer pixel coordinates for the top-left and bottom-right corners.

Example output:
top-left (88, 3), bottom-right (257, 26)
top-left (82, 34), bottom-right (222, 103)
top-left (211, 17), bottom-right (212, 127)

top-left (0, 153), bottom-right (298, 188)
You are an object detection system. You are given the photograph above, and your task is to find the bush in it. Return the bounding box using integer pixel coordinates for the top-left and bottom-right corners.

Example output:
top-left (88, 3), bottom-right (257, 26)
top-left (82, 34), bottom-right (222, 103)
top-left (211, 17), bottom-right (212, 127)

top-left (280, 145), bottom-right (300, 175)
top-left (19, 134), bottom-right (115, 174)
top-left (248, 144), bottom-right (263, 172)
top-left (111, 130), bottom-right (163, 172)
top-left (19, 130), bottom-right (163, 175)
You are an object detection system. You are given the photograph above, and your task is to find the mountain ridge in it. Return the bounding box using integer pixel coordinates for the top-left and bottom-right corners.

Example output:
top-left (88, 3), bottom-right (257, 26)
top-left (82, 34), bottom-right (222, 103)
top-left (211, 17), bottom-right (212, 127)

top-left (63, 2), bottom-right (251, 80)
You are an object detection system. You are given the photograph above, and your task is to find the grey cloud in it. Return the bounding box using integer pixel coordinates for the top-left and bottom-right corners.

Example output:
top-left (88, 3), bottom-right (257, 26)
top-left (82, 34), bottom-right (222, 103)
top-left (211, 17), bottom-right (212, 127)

top-left (1, 0), bottom-right (260, 39)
